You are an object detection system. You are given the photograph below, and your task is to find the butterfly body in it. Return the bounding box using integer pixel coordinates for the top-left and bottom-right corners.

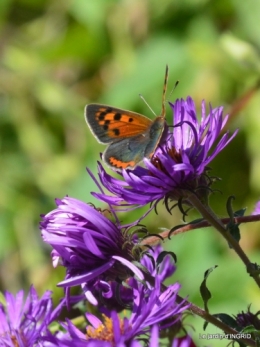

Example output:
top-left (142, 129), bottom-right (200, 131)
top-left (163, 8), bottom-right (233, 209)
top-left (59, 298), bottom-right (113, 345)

top-left (85, 66), bottom-right (169, 170)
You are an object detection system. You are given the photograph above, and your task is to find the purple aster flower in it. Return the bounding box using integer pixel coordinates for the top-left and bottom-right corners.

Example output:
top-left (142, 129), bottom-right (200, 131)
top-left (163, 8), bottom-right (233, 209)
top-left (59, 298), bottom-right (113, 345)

top-left (0, 285), bottom-right (62, 347)
top-left (88, 244), bottom-right (177, 312)
top-left (252, 201), bottom-right (260, 215)
top-left (45, 326), bottom-right (196, 347)
top-left (40, 197), bottom-right (145, 306)
top-left (45, 325), bottom-right (195, 347)
top-left (235, 306), bottom-right (260, 330)
top-left (233, 306), bottom-right (260, 342)
top-left (172, 335), bottom-right (197, 347)
top-left (43, 277), bottom-right (190, 346)
top-left (141, 244), bottom-right (176, 283)
top-left (91, 97), bottom-right (238, 211)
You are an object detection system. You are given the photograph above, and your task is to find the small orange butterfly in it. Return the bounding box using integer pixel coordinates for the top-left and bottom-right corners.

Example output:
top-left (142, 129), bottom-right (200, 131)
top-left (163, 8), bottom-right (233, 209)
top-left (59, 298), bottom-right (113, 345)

top-left (85, 66), bottom-right (169, 170)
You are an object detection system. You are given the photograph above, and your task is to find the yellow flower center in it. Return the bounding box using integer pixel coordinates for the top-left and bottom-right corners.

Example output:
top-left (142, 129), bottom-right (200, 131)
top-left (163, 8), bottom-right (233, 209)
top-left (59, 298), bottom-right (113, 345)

top-left (86, 314), bottom-right (126, 343)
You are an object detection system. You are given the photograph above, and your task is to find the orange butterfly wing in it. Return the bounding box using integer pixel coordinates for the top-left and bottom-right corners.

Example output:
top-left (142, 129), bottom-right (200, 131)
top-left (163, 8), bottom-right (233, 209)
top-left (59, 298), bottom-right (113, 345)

top-left (85, 66), bottom-right (169, 169)
top-left (103, 116), bottom-right (166, 169)
top-left (85, 104), bottom-right (152, 144)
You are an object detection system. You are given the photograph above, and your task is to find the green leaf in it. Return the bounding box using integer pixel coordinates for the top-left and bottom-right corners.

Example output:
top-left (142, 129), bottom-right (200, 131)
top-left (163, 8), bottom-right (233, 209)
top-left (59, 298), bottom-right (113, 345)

top-left (156, 251), bottom-right (177, 265)
top-left (200, 265), bottom-right (218, 312)
top-left (213, 313), bottom-right (239, 329)
top-left (234, 208), bottom-right (246, 217)
top-left (227, 223), bottom-right (241, 244)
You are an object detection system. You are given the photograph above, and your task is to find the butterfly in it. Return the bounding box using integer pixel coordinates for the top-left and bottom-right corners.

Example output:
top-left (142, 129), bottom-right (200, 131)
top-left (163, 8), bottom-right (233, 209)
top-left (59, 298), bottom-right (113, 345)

top-left (85, 65), bottom-right (169, 170)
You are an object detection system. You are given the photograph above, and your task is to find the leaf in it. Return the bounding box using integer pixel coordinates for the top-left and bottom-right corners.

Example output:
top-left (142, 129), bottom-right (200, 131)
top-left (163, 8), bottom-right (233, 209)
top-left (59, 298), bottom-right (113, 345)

top-left (168, 224), bottom-right (186, 239)
top-left (234, 208), bottom-right (246, 217)
top-left (225, 197), bottom-right (245, 246)
top-left (213, 313), bottom-right (239, 329)
top-left (227, 223), bottom-right (241, 244)
top-left (200, 265), bottom-right (218, 313)
top-left (156, 251), bottom-right (177, 265)
top-left (189, 218), bottom-right (205, 224)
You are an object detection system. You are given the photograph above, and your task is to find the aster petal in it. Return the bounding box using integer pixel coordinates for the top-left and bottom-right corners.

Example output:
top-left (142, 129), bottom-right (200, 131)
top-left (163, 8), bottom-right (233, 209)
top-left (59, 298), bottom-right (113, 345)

top-left (85, 313), bottom-right (103, 328)
top-left (84, 289), bottom-right (98, 306)
top-left (58, 260), bottom-right (115, 287)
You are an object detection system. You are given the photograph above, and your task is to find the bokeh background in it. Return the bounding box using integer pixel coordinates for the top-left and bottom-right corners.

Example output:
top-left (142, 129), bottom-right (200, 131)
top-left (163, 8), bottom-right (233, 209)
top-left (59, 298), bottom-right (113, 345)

top-left (1, 0), bottom-right (260, 345)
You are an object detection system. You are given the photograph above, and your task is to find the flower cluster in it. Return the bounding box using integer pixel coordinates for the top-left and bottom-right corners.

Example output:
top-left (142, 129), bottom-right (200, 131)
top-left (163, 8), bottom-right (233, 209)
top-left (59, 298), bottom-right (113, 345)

top-left (1, 95), bottom-right (240, 346)
top-left (0, 286), bottom-right (63, 347)
top-left (45, 273), bottom-right (190, 346)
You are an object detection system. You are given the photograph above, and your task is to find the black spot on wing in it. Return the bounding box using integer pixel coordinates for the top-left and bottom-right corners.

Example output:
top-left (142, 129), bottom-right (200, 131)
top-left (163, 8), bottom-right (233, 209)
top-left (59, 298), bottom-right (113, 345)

top-left (113, 129), bottom-right (120, 136)
top-left (114, 113), bottom-right (122, 121)
top-left (98, 112), bottom-right (107, 120)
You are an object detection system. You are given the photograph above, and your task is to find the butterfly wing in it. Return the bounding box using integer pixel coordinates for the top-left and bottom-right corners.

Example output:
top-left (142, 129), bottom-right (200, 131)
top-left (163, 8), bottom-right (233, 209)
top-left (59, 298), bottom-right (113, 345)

top-left (103, 135), bottom-right (150, 169)
top-left (104, 117), bottom-right (166, 169)
top-left (85, 104), bottom-right (152, 144)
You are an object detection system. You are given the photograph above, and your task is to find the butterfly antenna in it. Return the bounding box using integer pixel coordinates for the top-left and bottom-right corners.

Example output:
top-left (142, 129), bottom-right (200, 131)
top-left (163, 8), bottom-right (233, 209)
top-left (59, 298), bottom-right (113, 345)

top-left (161, 64), bottom-right (169, 118)
top-left (139, 94), bottom-right (157, 116)
top-left (168, 80), bottom-right (179, 100)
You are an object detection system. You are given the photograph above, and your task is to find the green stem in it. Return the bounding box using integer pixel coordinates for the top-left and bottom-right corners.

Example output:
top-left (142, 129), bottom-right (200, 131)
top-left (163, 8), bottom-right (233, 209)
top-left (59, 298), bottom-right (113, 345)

top-left (143, 272), bottom-right (257, 347)
top-left (182, 297), bottom-right (257, 347)
top-left (187, 193), bottom-right (260, 288)
top-left (142, 214), bottom-right (260, 244)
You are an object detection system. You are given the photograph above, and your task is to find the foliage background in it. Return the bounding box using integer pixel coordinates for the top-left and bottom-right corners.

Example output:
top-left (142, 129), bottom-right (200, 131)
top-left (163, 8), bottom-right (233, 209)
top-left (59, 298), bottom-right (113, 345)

top-left (1, 0), bottom-right (260, 345)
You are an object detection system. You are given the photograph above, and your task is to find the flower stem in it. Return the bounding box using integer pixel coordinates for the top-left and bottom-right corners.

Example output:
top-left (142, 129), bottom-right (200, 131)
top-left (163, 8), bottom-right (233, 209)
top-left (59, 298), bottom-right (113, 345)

top-left (144, 272), bottom-right (257, 347)
top-left (187, 193), bottom-right (260, 288)
top-left (142, 214), bottom-right (260, 244)
top-left (179, 296), bottom-right (257, 347)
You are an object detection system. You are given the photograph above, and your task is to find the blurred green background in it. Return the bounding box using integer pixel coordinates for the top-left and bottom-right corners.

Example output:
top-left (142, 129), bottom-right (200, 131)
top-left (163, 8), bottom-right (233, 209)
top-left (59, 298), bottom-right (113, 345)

top-left (1, 0), bottom-right (260, 345)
